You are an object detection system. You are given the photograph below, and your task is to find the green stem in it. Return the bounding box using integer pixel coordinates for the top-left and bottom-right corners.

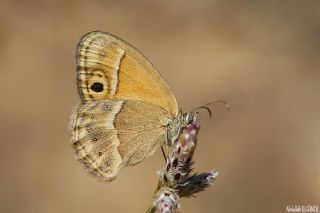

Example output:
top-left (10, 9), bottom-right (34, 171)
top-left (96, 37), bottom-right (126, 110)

top-left (146, 205), bottom-right (157, 213)
top-left (146, 180), bottom-right (162, 213)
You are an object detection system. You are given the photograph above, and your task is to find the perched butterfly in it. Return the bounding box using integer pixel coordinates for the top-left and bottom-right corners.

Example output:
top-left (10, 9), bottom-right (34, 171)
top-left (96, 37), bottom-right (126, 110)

top-left (70, 31), bottom-right (201, 182)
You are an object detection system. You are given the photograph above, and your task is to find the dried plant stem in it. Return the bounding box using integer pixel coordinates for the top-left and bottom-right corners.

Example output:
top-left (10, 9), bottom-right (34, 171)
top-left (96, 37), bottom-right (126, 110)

top-left (146, 121), bottom-right (218, 213)
top-left (146, 203), bottom-right (157, 213)
top-left (146, 181), bottom-right (161, 213)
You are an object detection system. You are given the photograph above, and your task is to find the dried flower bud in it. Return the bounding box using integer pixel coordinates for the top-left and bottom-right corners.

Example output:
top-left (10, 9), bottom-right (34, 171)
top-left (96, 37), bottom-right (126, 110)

top-left (163, 122), bottom-right (200, 185)
top-left (154, 188), bottom-right (179, 213)
top-left (151, 120), bottom-right (219, 212)
top-left (177, 170), bottom-right (219, 197)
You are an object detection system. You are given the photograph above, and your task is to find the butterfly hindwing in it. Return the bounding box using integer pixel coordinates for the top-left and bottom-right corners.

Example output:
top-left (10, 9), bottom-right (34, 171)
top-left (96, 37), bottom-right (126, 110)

top-left (70, 100), bottom-right (173, 181)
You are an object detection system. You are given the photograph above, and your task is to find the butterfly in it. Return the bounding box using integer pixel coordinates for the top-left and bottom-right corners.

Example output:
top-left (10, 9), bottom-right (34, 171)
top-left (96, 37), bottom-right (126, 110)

top-left (70, 31), bottom-right (199, 182)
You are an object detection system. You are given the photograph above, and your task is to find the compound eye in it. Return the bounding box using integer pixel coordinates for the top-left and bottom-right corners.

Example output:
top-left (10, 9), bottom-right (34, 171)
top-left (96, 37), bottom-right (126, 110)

top-left (187, 114), bottom-right (194, 124)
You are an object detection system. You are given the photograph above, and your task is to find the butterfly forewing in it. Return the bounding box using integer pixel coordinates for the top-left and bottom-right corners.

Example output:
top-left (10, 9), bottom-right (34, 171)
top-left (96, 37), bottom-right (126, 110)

top-left (76, 31), bottom-right (179, 115)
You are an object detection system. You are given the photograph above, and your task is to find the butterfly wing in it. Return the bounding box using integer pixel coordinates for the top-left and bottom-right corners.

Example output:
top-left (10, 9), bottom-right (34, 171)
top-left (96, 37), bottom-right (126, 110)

top-left (70, 100), bottom-right (172, 182)
top-left (76, 31), bottom-right (179, 116)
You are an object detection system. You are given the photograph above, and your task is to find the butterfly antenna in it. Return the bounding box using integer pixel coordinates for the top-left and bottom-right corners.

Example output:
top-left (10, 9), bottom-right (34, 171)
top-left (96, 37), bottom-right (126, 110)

top-left (202, 100), bottom-right (230, 110)
top-left (197, 106), bottom-right (212, 117)
top-left (192, 99), bottom-right (230, 117)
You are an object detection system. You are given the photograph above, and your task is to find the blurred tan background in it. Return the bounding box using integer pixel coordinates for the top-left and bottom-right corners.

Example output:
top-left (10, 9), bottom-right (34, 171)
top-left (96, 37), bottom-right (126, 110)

top-left (0, 0), bottom-right (319, 212)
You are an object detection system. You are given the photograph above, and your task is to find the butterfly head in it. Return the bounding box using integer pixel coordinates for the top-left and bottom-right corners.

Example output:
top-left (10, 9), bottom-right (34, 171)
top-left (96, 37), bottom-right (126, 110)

top-left (166, 100), bottom-right (229, 146)
top-left (166, 111), bottom-right (198, 146)
top-left (184, 111), bottom-right (198, 125)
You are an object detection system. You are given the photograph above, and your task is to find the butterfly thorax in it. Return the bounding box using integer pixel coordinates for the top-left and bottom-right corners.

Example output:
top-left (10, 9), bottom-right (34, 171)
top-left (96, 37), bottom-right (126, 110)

top-left (166, 111), bottom-right (197, 146)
